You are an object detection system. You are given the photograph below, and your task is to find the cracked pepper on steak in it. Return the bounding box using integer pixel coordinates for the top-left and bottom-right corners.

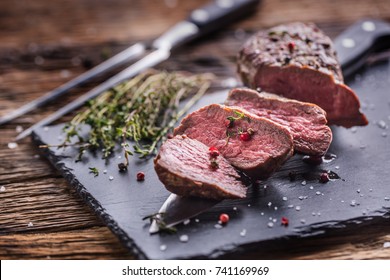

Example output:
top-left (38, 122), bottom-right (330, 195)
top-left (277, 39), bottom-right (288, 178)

top-left (237, 22), bottom-right (368, 127)
top-left (154, 135), bottom-right (247, 200)
top-left (174, 104), bottom-right (294, 179)
top-left (225, 87), bottom-right (332, 156)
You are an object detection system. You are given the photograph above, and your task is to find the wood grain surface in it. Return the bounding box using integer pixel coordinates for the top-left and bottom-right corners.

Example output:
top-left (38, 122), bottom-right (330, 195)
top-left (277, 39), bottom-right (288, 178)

top-left (1, 0), bottom-right (390, 259)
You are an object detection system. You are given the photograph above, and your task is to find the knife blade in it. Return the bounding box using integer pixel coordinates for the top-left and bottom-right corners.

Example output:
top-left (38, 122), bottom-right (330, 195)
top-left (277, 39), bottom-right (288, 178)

top-left (149, 194), bottom-right (220, 234)
top-left (149, 18), bottom-right (390, 233)
top-left (14, 0), bottom-right (261, 140)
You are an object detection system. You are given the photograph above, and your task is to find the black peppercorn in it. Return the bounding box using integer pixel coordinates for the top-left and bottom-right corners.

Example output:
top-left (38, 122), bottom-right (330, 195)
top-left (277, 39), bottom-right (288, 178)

top-left (118, 162), bottom-right (128, 172)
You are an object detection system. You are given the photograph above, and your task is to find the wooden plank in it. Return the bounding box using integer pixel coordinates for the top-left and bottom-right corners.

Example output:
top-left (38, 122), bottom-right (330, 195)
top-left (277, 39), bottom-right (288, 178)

top-left (0, 227), bottom-right (132, 260)
top-left (1, 226), bottom-right (389, 260)
top-left (0, 178), bottom-right (102, 234)
top-left (1, 0), bottom-right (390, 47)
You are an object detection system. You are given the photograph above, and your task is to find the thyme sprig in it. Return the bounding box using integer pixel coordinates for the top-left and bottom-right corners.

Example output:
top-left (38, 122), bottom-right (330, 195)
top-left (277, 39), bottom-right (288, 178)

top-left (226, 110), bottom-right (251, 125)
top-left (88, 167), bottom-right (99, 177)
top-left (225, 110), bottom-right (252, 145)
top-left (50, 70), bottom-right (213, 168)
top-left (142, 212), bottom-right (177, 234)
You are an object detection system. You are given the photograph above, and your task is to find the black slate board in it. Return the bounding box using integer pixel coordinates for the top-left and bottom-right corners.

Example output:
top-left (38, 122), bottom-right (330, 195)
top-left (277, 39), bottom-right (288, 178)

top-left (32, 60), bottom-right (390, 259)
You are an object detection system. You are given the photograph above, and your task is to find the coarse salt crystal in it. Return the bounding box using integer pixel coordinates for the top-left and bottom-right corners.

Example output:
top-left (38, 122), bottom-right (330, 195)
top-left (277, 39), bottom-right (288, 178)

top-left (267, 202), bottom-right (272, 207)
top-left (295, 206), bottom-right (301, 211)
top-left (300, 219), bottom-right (306, 224)
top-left (301, 180), bottom-right (307, 186)
top-left (195, 219), bottom-right (199, 223)
top-left (288, 204), bottom-right (294, 209)
top-left (183, 219), bottom-right (190, 225)
top-left (274, 206), bottom-right (278, 211)
top-left (27, 222), bottom-right (34, 227)
top-left (350, 200), bottom-right (356, 207)
top-left (35, 56), bottom-right (44, 65)
top-left (316, 191), bottom-right (321, 195)
top-left (233, 207), bottom-right (237, 211)
top-left (60, 70), bottom-right (71, 78)
top-left (109, 176), bottom-right (114, 181)
top-left (383, 242), bottom-right (390, 248)
top-left (15, 125), bottom-right (23, 133)
top-left (103, 169), bottom-right (107, 174)
top-left (377, 120), bottom-right (387, 129)
top-left (8, 142), bottom-right (18, 149)
top-left (179, 235), bottom-right (189, 242)
top-left (282, 197), bottom-right (288, 201)
top-left (385, 197), bottom-right (390, 201)
top-left (43, 126), bottom-right (49, 131)
top-left (160, 244), bottom-right (167, 251)
top-left (267, 222), bottom-right (274, 228)
top-left (240, 229), bottom-right (247, 237)
top-left (309, 186), bottom-right (314, 190)
top-left (214, 224), bottom-right (223, 229)
top-left (0, 186), bottom-right (5, 192)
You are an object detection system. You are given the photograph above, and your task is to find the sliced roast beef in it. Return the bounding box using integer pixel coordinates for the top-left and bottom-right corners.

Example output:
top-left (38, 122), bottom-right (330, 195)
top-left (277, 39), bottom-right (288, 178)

top-left (174, 104), bottom-right (294, 179)
top-left (154, 135), bottom-right (246, 200)
top-left (225, 87), bottom-right (332, 156)
top-left (237, 22), bottom-right (368, 128)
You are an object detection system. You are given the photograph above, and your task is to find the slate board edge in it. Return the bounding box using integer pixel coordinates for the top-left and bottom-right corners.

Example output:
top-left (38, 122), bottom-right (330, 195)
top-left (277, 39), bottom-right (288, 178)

top-left (194, 211), bottom-right (390, 259)
top-left (31, 131), bottom-right (149, 260)
top-left (32, 127), bottom-right (390, 259)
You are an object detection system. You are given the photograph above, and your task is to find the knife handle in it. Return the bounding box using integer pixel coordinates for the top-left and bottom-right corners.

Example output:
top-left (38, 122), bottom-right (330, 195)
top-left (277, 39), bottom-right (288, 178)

top-left (152, 0), bottom-right (261, 50)
top-left (334, 19), bottom-right (390, 77)
top-left (188, 0), bottom-right (261, 36)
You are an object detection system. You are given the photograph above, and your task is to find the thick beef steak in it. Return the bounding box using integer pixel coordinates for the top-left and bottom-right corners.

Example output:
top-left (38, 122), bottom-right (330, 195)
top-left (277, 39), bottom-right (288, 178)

top-left (237, 22), bottom-right (368, 127)
top-left (174, 104), bottom-right (294, 179)
top-left (225, 87), bottom-right (332, 156)
top-left (154, 135), bottom-right (246, 200)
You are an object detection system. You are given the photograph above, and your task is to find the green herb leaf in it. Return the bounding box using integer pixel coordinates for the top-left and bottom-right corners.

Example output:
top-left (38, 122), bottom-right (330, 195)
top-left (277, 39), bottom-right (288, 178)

top-left (142, 212), bottom-right (177, 234)
top-left (55, 70), bottom-right (213, 170)
top-left (88, 167), bottom-right (99, 177)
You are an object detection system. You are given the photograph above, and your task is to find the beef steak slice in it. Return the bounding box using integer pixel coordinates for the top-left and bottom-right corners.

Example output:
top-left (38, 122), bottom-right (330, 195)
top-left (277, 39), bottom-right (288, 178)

top-left (237, 22), bottom-right (368, 128)
top-left (154, 135), bottom-right (246, 200)
top-left (225, 87), bottom-right (332, 156)
top-left (174, 104), bottom-right (294, 179)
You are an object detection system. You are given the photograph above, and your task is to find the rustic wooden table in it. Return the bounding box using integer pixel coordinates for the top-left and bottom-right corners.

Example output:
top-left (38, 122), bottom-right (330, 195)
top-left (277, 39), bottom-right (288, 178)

top-left (1, 0), bottom-right (390, 259)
